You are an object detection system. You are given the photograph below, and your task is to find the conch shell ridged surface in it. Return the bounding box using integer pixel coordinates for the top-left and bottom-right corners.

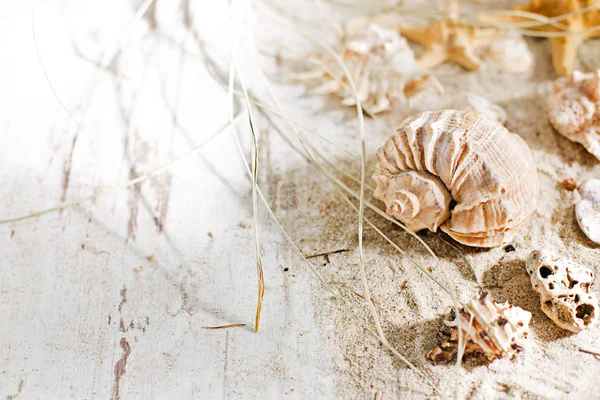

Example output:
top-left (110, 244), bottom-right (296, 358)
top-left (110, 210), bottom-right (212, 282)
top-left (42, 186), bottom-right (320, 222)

top-left (373, 110), bottom-right (539, 247)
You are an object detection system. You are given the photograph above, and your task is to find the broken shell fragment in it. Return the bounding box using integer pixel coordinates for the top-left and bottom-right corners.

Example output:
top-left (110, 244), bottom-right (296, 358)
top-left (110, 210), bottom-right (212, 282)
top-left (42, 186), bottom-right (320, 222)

top-left (291, 23), bottom-right (436, 114)
top-left (526, 250), bottom-right (598, 333)
top-left (576, 179), bottom-right (600, 244)
top-left (548, 70), bottom-right (600, 160)
top-left (428, 293), bottom-right (531, 364)
top-left (372, 110), bottom-right (539, 247)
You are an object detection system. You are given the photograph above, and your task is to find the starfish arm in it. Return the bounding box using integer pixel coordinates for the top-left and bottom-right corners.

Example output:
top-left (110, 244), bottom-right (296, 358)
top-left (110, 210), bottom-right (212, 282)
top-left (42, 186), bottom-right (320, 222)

top-left (550, 35), bottom-right (583, 75)
top-left (451, 47), bottom-right (482, 71)
top-left (417, 48), bottom-right (449, 69)
top-left (514, 0), bottom-right (542, 13)
top-left (399, 24), bottom-right (434, 46)
top-left (473, 28), bottom-right (503, 47)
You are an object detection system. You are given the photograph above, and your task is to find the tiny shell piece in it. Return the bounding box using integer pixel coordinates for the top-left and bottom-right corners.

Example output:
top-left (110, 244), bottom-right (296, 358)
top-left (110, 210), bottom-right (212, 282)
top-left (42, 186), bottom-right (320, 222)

top-left (576, 179), bottom-right (600, 244)
top-left (548, 70), bottom-right (600, 160)
top-left (526, 250), bottom-right (598, 333)
top-left (428, 293), bottom-right (531, 364)
top-left (486, 33), bottom-right (534, 74)
top-left (373, 110), bottom-right (539, 247)
top-left (562, 177), bottom-right (579, 191)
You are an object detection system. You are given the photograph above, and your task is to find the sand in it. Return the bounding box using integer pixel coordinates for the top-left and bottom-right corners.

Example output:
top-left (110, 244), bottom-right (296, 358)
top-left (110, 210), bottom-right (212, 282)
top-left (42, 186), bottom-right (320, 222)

top-left (256, 2), bottom-right (600, 398)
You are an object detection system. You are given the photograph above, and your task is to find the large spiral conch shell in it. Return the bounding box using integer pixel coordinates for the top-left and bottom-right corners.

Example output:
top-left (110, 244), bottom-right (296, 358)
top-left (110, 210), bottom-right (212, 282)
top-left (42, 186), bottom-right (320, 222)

top-left (372, 110), bottom-right (539, 247)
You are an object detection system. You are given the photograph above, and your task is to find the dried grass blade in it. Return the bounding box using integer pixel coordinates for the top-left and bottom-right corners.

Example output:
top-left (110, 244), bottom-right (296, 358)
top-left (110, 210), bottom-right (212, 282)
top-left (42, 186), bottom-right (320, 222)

top-left (228, 58), bottom-right (265, 333)
top-left (203, 323), bottom-right (247, 330)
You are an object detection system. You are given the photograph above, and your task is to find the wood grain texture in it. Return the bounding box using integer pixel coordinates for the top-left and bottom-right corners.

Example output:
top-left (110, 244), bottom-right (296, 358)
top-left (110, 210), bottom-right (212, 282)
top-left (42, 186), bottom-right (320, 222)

top-left (0, 1), bottom-right (336, 398)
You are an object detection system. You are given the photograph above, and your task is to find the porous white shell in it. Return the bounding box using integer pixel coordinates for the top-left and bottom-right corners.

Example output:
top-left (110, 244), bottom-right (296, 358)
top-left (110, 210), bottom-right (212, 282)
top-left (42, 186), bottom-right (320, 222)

top-left (428, 293), bottom-right (531, 364)
top-left (487, 33), bottom-right (534, 74)
top-left (526, 250), bottom-right (598, 333)
top-left (576, 178), bottom-right (600, 244)
top-left (455, 92), bottom-right (507, 125)
top-left (372, 110), bottom-right (539, 247)
top-left (549, 70), bottom-right (600, 160)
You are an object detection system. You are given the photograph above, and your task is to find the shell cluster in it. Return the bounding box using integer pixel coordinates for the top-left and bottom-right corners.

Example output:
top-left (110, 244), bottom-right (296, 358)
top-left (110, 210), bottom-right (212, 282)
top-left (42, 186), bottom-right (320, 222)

top-left (549, 70), bottom-right (600, 160)
top-left (291, 24), bottom-right (436, 114)
top-left (576, 179), bottom-right (600, 245)
top-left (428, 293), bottom-right (531, 364)
top-left (526, 250), bottom-right (598, 333)
top-left (372, 110), bottom-right (539, 247)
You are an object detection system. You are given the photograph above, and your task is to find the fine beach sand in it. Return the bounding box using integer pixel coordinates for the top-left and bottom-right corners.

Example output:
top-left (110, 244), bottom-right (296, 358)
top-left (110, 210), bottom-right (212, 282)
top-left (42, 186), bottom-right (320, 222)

top-left (257, 4), bottom-right (600, 397)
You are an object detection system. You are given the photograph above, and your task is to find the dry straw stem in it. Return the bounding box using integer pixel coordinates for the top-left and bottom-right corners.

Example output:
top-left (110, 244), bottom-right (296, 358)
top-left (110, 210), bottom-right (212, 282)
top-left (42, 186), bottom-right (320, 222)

top-left (228, 33), bottom-right (265, 332)
top-left (476, 4), bottom-right (600, 36)
top-left (202, 323), bottom-right (247, 330)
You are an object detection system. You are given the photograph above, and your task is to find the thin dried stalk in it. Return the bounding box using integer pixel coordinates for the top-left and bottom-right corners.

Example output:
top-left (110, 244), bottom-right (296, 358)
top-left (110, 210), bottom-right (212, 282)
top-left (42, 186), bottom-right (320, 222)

top-left (203, 323), bottom-right (246, 330)
top-left (228, 52), bottom-right (265, 331)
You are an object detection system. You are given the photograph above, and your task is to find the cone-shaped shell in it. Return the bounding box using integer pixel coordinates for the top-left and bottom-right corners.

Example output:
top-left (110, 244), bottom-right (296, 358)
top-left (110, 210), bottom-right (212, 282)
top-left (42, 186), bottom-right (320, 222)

top-left (373, 110), bottom-right (539, 247)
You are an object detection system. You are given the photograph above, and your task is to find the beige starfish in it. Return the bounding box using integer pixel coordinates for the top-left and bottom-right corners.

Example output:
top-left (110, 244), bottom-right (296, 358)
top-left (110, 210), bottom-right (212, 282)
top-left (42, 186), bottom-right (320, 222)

top-left (399, 20), bottom-right (501, 70)
top-left (513, 0), bottom-right (600, 75)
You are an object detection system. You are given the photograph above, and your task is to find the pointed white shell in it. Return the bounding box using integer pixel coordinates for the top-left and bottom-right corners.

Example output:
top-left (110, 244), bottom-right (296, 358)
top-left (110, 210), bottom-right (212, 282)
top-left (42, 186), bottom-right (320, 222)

top-left (576, 178), bottom-right (600, 244)
top-left (373, 110), bottom-right (539, 247)
top-left (526, 250), bottom-right (598, 333)
top-left (549, 70), bottom-right (600, 160)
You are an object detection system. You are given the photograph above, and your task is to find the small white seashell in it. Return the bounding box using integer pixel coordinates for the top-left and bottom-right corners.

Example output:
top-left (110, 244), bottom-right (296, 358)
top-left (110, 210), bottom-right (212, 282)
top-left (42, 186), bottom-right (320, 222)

top-left (428, 293), bottom-right (531, 364)
top-left (576, 178), bottom-right (600, 244)
top-left (373, 110), bottom-right (539, 247)
top-left (455, 92), bottom-right (508, 125)
top-left (526, 250), bottom-right (598, 333)
top-left (548, 70), bottom-right (600, 160)
top-left (487, 33), bottom-right (534, 74)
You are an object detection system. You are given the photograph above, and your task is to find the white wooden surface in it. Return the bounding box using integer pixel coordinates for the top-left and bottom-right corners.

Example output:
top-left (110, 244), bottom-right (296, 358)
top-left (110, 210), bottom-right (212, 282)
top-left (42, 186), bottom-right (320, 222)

top-left (0, 1), bottom-right (340, 398)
